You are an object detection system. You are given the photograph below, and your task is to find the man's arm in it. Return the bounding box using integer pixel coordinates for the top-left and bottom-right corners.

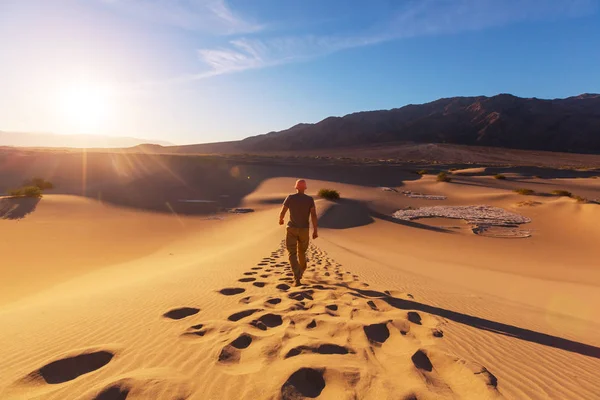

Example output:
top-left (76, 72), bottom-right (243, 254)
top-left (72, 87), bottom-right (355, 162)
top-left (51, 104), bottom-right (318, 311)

top-left (310, 205), bottom-right (318, 239)
top-left (279, 205), bottom-right (288, 225)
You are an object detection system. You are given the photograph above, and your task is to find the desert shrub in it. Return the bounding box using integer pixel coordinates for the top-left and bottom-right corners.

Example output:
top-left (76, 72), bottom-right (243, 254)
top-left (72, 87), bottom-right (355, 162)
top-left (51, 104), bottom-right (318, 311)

top-left (7, 177), bottom-right (53, 198)
top-left (571, 195), bottom-right (587, 203)
top-left (449, 168), bottom-right (458, 171)
top-left (10, 186), bottom-right (42, 198)
top-left (8, 188), bottom-right (23, 196)
top-left (416, 170), bottom-right (428, 175)
top-left (517, 200), bottom-right (542, 207)
top-left (514, 188), bottom-right (535, 195)
top-left (437, 172), bottom-right (451, 182)
top-left (551, 190), bottom-right (572, 197)
top-left (494, 174), bottom-right (507, 180)
top-left (26, 177), bottom-right (54, 190)
top-left (22, 186), bottom-right (43, 197)
top-left (318, 188), bottom-right (340, 200)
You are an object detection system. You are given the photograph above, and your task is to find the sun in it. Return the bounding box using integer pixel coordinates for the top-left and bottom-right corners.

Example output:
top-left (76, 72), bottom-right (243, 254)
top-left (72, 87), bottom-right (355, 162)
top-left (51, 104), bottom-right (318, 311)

top-left (58, 82), bottom-right (113, 133)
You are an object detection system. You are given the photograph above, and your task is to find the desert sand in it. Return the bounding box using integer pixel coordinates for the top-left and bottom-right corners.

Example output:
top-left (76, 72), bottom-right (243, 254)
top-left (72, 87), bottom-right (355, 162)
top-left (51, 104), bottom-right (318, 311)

top-left (1, 156), bottom-right (599, 399)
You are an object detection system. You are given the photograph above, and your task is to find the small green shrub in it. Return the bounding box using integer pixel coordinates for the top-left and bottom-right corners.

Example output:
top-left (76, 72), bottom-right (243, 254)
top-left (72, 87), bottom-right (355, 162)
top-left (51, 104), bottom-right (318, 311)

top-left (494, 174), bottom-right (507, 180)
top-left (571, 195), bottom-right (587, 203)
top-left (517, 200), bottom-right (542, 207)
top-left (514, 188), bottom-right (535, 195)
top-left (437, 172), bottom-right (451, 182)
top-left (318, 188), bottom-right (340, 200)
top-left (8, 188), bottom-right (23, 196)
top-left (9, 186), bottom-right (42, 198)
top-left (26, 177), bottom-right (54, 190)
top-left (416, 170), bottom-right (428, 175)
top-left (8, 177), bottom-right (53, 198)
top-left (551, 190), bottom-right (572, 197)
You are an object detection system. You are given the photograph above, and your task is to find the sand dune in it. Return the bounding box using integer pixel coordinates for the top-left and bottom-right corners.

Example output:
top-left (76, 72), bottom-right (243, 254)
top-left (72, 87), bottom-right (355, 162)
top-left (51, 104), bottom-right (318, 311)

top-left (1, 167), bottom-right (599, 399)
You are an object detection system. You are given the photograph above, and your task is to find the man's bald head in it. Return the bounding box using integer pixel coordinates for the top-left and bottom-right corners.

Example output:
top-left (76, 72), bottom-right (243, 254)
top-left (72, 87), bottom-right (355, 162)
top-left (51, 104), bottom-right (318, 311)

top-left (295, 179), bottom-right (307, 192)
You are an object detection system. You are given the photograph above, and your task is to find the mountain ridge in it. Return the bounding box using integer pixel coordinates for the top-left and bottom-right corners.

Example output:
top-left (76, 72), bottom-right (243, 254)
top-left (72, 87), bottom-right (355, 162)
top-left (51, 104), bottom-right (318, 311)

top-left (237, 93), bottom-right (600, 154)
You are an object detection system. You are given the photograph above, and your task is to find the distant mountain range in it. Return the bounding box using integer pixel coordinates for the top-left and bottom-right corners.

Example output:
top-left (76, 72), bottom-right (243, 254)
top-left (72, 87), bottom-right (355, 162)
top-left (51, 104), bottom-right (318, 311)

top-left (165, 93), bottom-right (600, 155)
top-left (239, 93), bottom-right (600, 154)
top-left (0, 132), bottom-right (173, 148)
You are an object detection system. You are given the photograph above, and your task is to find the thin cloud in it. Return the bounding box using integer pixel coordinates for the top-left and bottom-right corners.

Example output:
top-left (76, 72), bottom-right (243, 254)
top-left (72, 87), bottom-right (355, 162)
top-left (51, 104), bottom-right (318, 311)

top-left (193, 34), bottom-right (384, 80)
top-left (100, 0), bottom-right (262, 34)
top-left (184, 0), bottom-right (598, 79)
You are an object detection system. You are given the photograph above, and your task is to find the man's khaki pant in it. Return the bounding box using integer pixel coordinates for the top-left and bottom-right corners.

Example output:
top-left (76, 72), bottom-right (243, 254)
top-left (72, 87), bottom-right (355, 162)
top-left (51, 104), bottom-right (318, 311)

top-left (286, 227), bottom-right (310, 279)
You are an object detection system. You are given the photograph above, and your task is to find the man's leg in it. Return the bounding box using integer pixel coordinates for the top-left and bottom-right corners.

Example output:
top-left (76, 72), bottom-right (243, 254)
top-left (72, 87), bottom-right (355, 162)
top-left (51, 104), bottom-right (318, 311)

top-left (297, 228), bottom-right (310, 278)
top-left (286, 227), bottom-right (301, 279)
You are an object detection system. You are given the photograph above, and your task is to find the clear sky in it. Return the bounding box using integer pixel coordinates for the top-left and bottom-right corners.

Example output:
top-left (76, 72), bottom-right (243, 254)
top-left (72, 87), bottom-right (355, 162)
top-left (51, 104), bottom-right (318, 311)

top-left (1, 0), bottom-right (600, 145)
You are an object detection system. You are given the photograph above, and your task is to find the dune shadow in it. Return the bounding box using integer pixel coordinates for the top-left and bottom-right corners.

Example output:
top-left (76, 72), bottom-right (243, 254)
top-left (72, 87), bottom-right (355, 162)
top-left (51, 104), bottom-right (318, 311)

top-left (369, 210), bottom-right (454, 233)
top-left (508, 179), bottom-right (554, 186)
top-left (1, 150), bottom-right (423, 215)
top-left (337, 285), bottom-right (600, 359)
top-left (0, 197), bottom-right (40, 220)
top-left (257, 197), bottom-right (287, 205)
top-left (318, 199), bottom-right (374, 229)
top-left (448, 179), bottom-right (493, 188)
top-left (489, 166), bottom-right (600, 179)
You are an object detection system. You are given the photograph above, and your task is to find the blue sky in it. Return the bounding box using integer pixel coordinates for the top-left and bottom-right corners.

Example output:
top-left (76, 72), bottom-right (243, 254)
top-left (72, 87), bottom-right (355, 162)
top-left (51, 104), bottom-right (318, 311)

top-left (1, 0), bottom-right (599, 144)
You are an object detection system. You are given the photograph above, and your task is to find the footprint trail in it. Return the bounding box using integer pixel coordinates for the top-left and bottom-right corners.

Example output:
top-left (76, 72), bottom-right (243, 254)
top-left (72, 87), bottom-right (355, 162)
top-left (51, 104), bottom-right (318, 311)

top-left (190, 241), bottom-right (502, 399)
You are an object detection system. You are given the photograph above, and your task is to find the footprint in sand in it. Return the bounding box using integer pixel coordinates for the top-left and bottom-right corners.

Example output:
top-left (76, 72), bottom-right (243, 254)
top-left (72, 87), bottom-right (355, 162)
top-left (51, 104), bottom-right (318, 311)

top-left (281, 368), bottom-right (325, 400)
top-left (411, 349), bottom-right (433, 372)
top-left (363, 323), bottom-right (390, 344)
top-left (407, 311), bottom-right (422, 325)
top-left (27, 350), bottom-right (114, 384)
top-left (285, 343), bottom-right (352, 358)
top-left (86, 372), bottom-right (192, 400)
top-left (288, 290), bottom-right (314, 301)
top-left (250, 313), bottom-right (283, 330)
top-left (231, 334), bottom-right (253, 349)
top-left (180, 322), bottom-right (210, 337)
top-left (265, 298), bottom-right (282, 306)
top-left (228, 309), bottom-right (262, 322)
top-left (163, 307), bottom-right (200, 320)
top-left (93, 384), bottom-right (129, 400)
top-left (239, 277), bottom-right (256, 282)
top-left (218, 334), bottom-right (254, 363)
top-left (219, 288), bottom-right (246, 296)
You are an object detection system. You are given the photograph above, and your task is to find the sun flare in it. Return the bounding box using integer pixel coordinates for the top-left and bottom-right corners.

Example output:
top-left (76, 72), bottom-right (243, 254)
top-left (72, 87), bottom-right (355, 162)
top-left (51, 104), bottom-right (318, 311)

top-left (58, 83), bottom-right (113, 133)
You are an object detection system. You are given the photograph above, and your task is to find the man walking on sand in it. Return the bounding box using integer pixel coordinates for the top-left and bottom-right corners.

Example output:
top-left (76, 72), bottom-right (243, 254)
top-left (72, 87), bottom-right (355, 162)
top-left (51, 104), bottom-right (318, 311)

top-left (279, 179), bottom-right (318, 286)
